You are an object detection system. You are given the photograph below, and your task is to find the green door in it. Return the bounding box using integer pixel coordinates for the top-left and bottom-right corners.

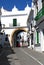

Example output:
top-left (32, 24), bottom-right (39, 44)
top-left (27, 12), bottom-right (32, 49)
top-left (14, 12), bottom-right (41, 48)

top-left (37, 31), bottom-right (39, 44)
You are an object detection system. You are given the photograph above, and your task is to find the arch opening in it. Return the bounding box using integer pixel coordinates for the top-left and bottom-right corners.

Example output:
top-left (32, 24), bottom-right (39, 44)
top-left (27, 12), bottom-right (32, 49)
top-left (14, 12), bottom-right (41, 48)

top-left (11, 28), bottom-right (28, 47)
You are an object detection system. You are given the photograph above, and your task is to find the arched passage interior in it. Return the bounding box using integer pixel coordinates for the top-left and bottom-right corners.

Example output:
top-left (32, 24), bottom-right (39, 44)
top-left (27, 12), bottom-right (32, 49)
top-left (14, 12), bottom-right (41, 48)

top-left (11, 28), bottom-right (27, 47)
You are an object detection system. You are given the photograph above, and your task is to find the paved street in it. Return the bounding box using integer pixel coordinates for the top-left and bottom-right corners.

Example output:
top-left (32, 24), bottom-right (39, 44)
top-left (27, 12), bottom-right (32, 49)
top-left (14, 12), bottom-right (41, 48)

top-left (0, 47), bottom-right (44, 65)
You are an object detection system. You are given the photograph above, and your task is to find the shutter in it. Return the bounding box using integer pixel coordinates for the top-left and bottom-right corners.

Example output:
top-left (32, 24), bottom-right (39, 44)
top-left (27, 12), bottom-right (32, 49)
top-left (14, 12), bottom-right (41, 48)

top-left (13, 19), bottom-right (17, 26)
top-left (37, 31), bottom-right (39, 43)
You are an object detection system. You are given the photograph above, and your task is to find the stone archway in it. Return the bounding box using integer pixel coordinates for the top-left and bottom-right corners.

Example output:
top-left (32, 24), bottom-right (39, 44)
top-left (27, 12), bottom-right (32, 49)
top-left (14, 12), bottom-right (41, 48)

top-left (11, 28), bottom-right (28, 47)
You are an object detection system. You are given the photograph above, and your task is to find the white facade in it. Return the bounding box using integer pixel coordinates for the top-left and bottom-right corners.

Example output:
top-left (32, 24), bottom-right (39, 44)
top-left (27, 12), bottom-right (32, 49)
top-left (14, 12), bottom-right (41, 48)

top-left (27, 0), bottom-right (44, 52)
top-left (1, 5), bottom-right (31, 26)
top-left (1, 5), bottom-right (31, 47)
top-left (33, 0), bottom-right (44, 52)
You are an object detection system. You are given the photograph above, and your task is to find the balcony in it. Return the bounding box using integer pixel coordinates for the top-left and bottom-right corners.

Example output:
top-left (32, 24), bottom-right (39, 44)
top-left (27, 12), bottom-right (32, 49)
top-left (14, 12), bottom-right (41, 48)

top-left (35, 7), bottom-right (44, 21)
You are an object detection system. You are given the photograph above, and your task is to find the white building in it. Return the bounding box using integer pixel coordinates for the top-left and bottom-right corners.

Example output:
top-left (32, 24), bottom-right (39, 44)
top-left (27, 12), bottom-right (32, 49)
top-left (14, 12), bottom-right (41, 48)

top-left (27, 0), bottom-right (44, 52)
top-left (34, 0), bottom-right (44, 52)
top-left (1, 5), bottom-right (31, 47)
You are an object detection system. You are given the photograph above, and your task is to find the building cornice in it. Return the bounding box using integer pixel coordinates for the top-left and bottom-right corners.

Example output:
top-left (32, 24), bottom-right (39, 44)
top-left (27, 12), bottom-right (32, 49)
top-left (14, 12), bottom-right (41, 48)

top-left (1, 14), bottom-right (28, 17)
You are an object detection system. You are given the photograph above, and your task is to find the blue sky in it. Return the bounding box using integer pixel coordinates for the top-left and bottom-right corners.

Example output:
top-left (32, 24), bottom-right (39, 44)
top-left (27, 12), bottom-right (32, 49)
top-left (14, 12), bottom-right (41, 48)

top-left (0, 0), bottom-right (32, 11)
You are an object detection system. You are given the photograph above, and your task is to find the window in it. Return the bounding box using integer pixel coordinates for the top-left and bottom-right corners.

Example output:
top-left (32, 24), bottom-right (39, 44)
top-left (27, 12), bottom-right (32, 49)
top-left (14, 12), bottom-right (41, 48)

top-left (31, 34), bottom-right (33, 45)
top-left (37, 31), bottom-right (39, 43)
top-left (13, 19), bottom-right (17, 26)
top-left (42, 0), bottom-right (44, 7)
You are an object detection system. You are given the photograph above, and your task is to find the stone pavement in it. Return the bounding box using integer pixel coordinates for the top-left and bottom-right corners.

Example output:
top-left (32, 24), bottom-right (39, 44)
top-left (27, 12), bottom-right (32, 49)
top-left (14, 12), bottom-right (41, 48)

top-left (0, 47), bottom-right (44, 65)
top-left (0, 47), bottom-right (21, 65)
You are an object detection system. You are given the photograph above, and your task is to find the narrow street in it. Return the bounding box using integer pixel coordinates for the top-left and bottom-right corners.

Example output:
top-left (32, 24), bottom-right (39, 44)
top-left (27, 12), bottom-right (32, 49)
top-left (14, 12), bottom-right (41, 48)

top-left (0, 47), bottom-right (44, 65)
